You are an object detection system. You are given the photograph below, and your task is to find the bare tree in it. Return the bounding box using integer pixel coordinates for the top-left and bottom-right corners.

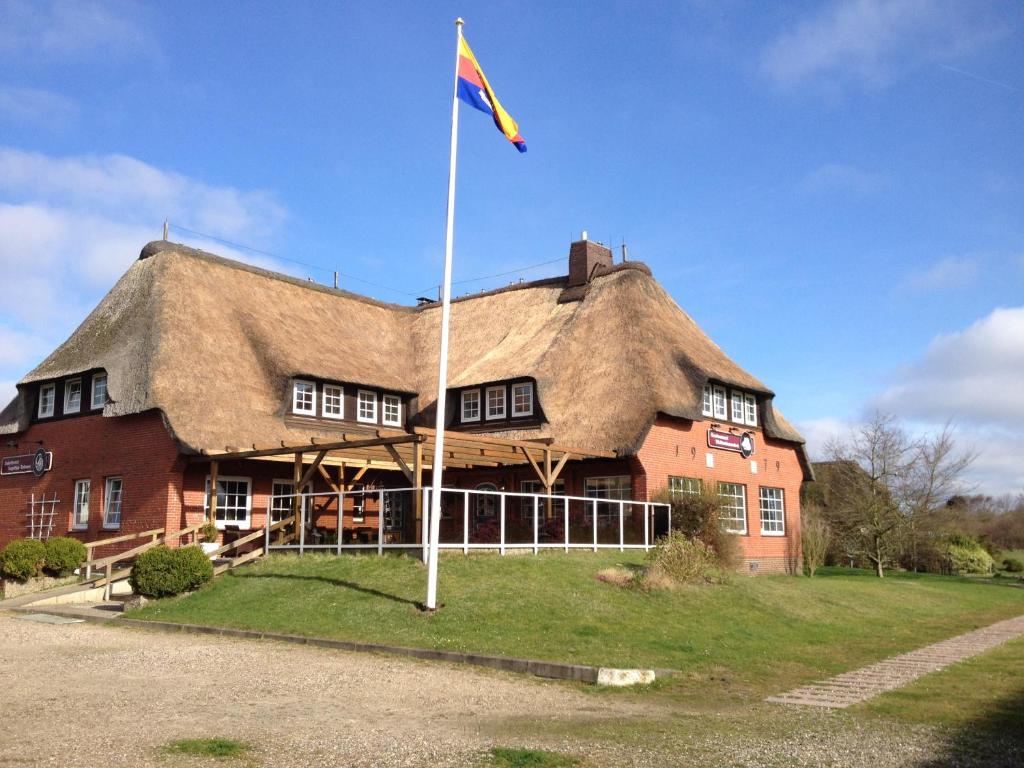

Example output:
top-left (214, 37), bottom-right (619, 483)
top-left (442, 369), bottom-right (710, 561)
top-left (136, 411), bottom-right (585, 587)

top-left (800, 503), bottom-right (832, 577)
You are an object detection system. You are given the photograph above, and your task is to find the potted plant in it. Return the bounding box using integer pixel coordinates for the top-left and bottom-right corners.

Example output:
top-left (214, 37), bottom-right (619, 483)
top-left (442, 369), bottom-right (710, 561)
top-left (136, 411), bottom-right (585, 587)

top-left (199, 521), bottom-right (220, 557)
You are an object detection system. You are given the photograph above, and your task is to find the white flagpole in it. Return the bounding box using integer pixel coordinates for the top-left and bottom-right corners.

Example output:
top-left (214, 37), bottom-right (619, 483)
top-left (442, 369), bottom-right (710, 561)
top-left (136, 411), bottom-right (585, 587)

top-left (426, 17), bottom-right (464, 611)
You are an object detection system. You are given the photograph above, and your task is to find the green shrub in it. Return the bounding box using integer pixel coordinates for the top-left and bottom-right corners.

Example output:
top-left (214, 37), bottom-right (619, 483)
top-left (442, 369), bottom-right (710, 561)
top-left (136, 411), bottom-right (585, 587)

top-left (654, 485), bottom-right (742, 570)
top-left (945, 538), bottom-right (994, 575)
top-left (1002, 557), bottom-right (1024, 573)
top-left (129, 545), bottom-right (213, 598)
top-left (43, 537), bottom-right (87, 576)
top-left (1, 538), bottom-right (47, 582)
top-left (644, 531), bottom-right (724, 586)
top-left (199, 521), bottom-right (219, 544)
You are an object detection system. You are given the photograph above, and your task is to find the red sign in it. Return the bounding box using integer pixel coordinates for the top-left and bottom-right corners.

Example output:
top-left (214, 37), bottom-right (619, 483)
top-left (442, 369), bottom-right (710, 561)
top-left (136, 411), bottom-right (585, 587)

top-left (707, 429), bottom-right (754, 458)
top-left (1, 450), bottom-right (53, 476)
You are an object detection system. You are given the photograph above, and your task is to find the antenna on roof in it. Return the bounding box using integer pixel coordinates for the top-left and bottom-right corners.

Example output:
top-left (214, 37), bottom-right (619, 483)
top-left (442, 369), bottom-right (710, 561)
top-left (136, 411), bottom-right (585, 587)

top-left (162, 218), bottom-right (169, 241)
top-left (333, 271), bottom-right (339, 289)
top-left (621, 243), bottom-right (628, 262)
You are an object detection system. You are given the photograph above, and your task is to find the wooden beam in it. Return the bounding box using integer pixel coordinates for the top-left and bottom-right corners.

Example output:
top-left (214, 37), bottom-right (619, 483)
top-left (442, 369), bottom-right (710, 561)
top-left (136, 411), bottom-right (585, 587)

top-left (549, 451), bottom-right (572, 485)
top-left (351, 465), bottom-right (369, 485)
top-left (292, 451), bottom-right (303, 532)
top-left (190, 434), bottom-right (422, 462)
top-left (520, 446), bottom-right (545, 485)
top-left (317, 463), bottom-right (340, 493)
top-left (209, 460), bottom-right (219, 525)
top-left (297, 449), bottom-right (329, 490)
top-left (413, 440), bottom-right (423, 545)
top-left (385, 444), bottom-right (414, 484)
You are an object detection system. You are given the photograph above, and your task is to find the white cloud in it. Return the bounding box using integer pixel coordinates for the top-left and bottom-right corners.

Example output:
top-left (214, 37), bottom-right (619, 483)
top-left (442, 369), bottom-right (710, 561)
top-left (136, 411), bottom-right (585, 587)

top-left (799, 163), bottom-right (889, 196)
top-left (795, 416), bottom-right (859, 461)
top-left (0, 0), bottom-right (151, 60)
top-left (0, 85), bottom-right (76, 125)
top-left (760, 0), bottom-right (1002, 90)
top-left (905, 255), bottom-right (980, 291)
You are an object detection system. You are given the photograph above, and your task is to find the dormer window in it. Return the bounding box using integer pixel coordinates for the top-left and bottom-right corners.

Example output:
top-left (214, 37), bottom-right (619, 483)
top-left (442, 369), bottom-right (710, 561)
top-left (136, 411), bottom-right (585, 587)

top-left (744, 394), bottom-right (757, 426)
top-left (292, 380), bottom-right (316, 415)
top-left (712, 385), bottom-right (727, 420)
top-left (731, 390), bottom-right (744, 423)
top-left (38, 383), bottom-right (55, 418)
top-left (322, 384), bottom-right (344, 419)
top-left (91, 373), bottom-right (107, 410)
top-left (705, 382), bottom-right (759, 427)
top-left (486, 386), bottom-right (505, 420)
top-left (382, 394), bottom-right (402, 427)
top-left (702, 385), bottom-right (713, 417)
top-left (357, 390), bottom-right (377, 423)
top-left (461, 389), bottom-right (481, 422)
top-left (512, 382), bottom-right (533, 417)
top-left (64, 379), bottom-right (82, 414)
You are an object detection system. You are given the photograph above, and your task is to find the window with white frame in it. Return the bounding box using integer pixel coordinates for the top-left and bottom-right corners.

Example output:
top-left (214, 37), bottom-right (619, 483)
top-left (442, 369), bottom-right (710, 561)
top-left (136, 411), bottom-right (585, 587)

top-left (512, 382), bottom-right (533, 417)
top-left (382, 394), bottom-right (402, 427)
top-left (91, 373), bottom-right (107, 410)
top-left (205, 476), bottom-right (252, 528)
top-left (64, 378), bottom-right (82, 414)
top-left (584, 476), bottom-right (631, 523)
top-left (270, 480), bottom-right (312, 523)
top-left (702, 385), bottom-right (713, 417)
top-left (759, 487), bottom-right (785, 535)
top-left (72, 479), bottom-right (90, 529)
top-left (38, 383), bottom-right (55, 418)
top-left (520, 479), bottom-right (565, 520)
top-left (668, 476), bottom-right (702, 497)
top-left (474, 482), bottom-right (498, 518)
top-left (718, 482), bottom-right (747, 534)
top-left (461, 389), bottom-right (480, 422)
top-left (103, 477), bottom-right (123, 529)
top-left (357, 390), bottom-right (377, 423)
top-left (744, 394), bottom-right (757, 426)
top-left (712, 385), bottom-right (727, 420)
top-left (322, 384), bottom-right (344, 419)
top-left (486, 386), bottom-right (506, 420)
top-left (731, 390), bottom-right (745, 423)
top-left (292, 380), bottom-right (316, 415)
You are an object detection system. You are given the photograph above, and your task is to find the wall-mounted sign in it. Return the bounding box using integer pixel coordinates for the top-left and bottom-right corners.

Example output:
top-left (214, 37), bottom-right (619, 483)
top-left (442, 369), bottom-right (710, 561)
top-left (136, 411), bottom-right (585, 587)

top-left (707, 429), bottom-right (755, 458)
top-left (1, 449), bottom-right (53, 477)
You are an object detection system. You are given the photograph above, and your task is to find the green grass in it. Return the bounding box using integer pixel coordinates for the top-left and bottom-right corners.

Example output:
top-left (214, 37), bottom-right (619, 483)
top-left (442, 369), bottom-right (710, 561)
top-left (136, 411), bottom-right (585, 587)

top-left (487, 747), bottom-right (579, 767)
top-left (161, 738), bottom-right (248, 759)
top-left (130, 552), bottom-right (1024, 696)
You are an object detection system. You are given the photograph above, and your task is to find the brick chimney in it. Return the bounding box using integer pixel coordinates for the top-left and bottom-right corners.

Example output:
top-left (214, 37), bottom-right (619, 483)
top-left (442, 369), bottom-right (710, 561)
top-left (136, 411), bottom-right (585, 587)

top-left (567, 233), bottom-right (613, 287)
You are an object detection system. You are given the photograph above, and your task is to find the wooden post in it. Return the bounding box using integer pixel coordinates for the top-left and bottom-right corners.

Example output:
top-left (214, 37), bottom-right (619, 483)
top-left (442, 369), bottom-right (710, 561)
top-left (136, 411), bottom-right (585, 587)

top-left (292, 451), bottom-right (303, 533)
top-left (413, 441), bottom-right (423, 545)
top-left (209, 460), bottom-right (219, 525)
top-left (543, 448), bottom-right (552, 522)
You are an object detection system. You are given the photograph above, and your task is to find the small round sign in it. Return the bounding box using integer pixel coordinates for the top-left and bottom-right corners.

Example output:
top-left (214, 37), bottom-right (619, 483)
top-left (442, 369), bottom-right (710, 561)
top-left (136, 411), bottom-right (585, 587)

top-left (32, 448), bottom-right (48, 477)
top-left (739, 432), bottom-right (754, 459)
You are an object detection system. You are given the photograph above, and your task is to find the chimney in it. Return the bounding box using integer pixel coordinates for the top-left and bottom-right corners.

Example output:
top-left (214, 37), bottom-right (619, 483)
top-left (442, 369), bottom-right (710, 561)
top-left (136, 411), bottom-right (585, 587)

top-left (568, 234), bottom-right (613, 287)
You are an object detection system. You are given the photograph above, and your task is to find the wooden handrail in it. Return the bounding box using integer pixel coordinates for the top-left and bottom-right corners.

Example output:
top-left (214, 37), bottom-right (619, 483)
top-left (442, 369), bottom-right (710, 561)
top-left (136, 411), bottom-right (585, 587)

top-left (84, 528), bottom-right (164, 552)
top-left (87, 522), bottom-right (204, 570)
top-left (208, 527), bottom-right (267, 558)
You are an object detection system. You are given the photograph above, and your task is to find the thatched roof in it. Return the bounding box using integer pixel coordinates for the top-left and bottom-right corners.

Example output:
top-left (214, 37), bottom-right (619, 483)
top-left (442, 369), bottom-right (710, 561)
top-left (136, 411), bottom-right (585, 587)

top-left (0, 241), bottom-right (807, 462)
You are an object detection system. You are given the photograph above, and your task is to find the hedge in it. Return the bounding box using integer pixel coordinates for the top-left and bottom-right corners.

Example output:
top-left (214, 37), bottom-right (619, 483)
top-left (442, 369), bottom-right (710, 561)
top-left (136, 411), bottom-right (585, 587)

top-left (43, 537), bottom-right (87, 577)
top-left (129, 545), bottom-right (213, 598)
top-left (1, 539), bottom-right (47, 582)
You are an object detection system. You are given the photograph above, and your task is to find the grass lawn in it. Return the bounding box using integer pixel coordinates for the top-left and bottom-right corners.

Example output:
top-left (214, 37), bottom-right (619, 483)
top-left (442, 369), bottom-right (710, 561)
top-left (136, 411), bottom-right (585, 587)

top-left (129, 552), bottom-right (1024, 697)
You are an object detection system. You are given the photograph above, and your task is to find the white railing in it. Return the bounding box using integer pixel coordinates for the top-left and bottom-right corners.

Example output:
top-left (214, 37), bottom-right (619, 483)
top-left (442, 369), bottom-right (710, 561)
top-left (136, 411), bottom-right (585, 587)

top-left (263, 487), bottom-right (671, 558)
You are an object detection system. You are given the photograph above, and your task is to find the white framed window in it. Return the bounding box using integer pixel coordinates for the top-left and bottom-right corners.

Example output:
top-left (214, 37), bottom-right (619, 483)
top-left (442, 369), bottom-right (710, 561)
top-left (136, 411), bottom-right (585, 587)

top-left (91, 373), bottom-right (107, 410)
top-left (731, 390), bottom-right (744, 423)
top-left (702, 385), bottom-right (713, 417)
top-left (712, 385), bottom-right (727, 420)
top-left (357, 390), bottom-right (377, 423)
top-left (718, 482), bottom-right (747, 534)
top-left (668, 476), bottom-right (702, 497)
top-left (461, 389), bottom-right (480, 422)
top-left (759, 487), bottom-right (785, 535)
top-left (744, 394), bottom-right (757, 426)
top-left (322, 384), bottom-right (344, 419)
top-left (486, 386), bottom-right (506, 420)
top-left (512, 382), bottom-right (534, 417)
top-left (382, 394), bottom-right (402, 427)
top-left (520, 479), bottom-right (565, 520)
top-left (292, 380), bottom-right (316, 415)
top-left (584, 475), bottom-right (631, 523)
top-left (270, 480), bottom-right (312, 523)
top-left (205, 476), bottom-right (252, 529)
top-left (103, 477), bottom-right (123, 529)
top-left (72, 479), bottom-right (91, 530)
top-left (38, 383), bottom-right (55, 418)
top-left (64, 378), bottom-right (82, 414)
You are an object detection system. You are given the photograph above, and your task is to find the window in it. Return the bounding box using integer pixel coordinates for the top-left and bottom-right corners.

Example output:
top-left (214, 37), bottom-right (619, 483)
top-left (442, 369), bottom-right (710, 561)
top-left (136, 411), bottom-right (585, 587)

top-left (486, 386), bottom-right (506, 420)
top-left (357, 390), bottom-right (377, 423)
top-left (668, 476), bottom-right (702, 497)
top-left (718, 482), bottom-right (747, 534)
top-left (64, 378), bottom-right (82, 414)
top-left (72, 479), bottom-right (91, 529)
top-left (461, 389), bottom-right (480, 422)
top-left (91, 373), bottom-right (107, 410)
top-left (474, 482), bottom-right (498, 518)
top-left (759, 487), bottom-right (785, 535)
top-left (712, 385), bottom-right (727, 420)
top-left (702, 385), bottom-right (713, 417)
top-left (744, 394), bottom-right (757, 426)
top-left (322, 384), bottom-right (344, 419)
top-left (38, 383), bottom-right (55, 418)
top-left (382, 394), bottom-right (402, 427)
top-left (520, 479), bottom-right (565, 520)
top-left (270, 480), bottom-right (312, 523)
top-left (512, 382), bottom-right (533, 417)
top-left (585, 476), bottom-right (631, 523)
top-left (205, 476), bottom-right (252, 529)
top-left (103, 477), bottom-right (123, 529)
top-left (292, 380), bottom-right (315, 415)
top-left (731, 390), bottom-right (744, 423)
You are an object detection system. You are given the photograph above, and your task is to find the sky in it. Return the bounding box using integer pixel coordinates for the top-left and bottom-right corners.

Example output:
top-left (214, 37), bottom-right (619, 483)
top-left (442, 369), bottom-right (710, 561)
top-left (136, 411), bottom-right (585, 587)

top-left (0, 0), bottom-right (1021, 494)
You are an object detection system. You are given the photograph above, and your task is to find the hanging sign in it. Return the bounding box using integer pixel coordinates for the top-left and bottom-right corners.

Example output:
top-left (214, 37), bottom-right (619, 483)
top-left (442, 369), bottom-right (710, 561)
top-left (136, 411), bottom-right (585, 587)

top-left (1, 449), bottom-right (53, 477)
top-left (707, 429), bottom-right (755, 458)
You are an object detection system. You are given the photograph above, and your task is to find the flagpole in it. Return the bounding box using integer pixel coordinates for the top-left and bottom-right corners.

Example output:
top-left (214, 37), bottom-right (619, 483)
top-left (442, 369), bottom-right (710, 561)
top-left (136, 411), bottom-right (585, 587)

top-left (425, 17), bottom-right (464, 611)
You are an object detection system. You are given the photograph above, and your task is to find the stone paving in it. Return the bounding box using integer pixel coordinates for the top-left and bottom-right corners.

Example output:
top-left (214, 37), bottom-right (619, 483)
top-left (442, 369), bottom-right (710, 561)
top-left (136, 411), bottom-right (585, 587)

top-left (767, 614), bottom-right (1024, 709)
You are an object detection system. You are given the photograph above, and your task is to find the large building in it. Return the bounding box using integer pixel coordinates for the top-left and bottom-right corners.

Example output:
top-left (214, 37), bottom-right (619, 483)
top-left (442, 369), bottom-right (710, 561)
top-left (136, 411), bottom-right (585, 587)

top-left (0, 237), bottom-right (812, 573)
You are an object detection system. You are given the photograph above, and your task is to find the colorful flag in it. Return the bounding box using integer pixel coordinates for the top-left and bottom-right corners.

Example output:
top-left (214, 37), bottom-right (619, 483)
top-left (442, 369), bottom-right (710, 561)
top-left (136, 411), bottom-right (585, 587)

top-left (456, 36), bottom-right (527, 153)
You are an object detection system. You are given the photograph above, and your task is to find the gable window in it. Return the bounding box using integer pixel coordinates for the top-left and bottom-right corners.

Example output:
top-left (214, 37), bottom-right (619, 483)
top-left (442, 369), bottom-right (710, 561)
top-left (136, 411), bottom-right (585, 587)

top-left (759, 487), bottom-right (785, 535)
top-left (712, 385), bottom-right (727, 420)
top-left (91, 374), bottom-right (107, 410)
top-left (38, 383), bottom-right (55, 418)
top-left (702, 385), bottom-right (713, 417)
top-left (512, 382), bottom-right (534, 417)
top-left (357, 390), bottom-right (377, 423)
top-left (718, 482), bottom-right (747, 534)
top-left (382, 394), bottom-right (402, 427)
top-left (744, 394), bottom-right (757, 426)
top-left (64, 378), bottom-right (82, 414)
top-left (72, 479), bottom-right (91, 530)
top-left (103, 477), bottom-right (123, 529)
top-left (322, 384), bottom-right (344, 419)
top-left (668, 476), bottom-right (702, 497)
top-left (205, 476), bottom-right (252, 529)
top-left (731, 390), bottom-right (744, 423)
top-left (461, 389), bottom-right (480, 422)
top-left (292, 380), bottom-right (316, 415)
top-left (486, 386), bottom-right (506, 420)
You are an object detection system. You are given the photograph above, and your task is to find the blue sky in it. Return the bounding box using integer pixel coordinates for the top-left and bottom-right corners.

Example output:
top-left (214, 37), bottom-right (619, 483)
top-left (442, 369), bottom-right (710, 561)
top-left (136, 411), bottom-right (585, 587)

top-left (1, 0), bottom-right (1022, 492)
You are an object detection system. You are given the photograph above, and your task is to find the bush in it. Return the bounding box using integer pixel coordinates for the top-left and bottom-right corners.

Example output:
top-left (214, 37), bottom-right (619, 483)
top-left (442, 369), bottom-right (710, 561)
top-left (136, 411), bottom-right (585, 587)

top-left (644, 531), bottom-right (723, 586)
top-left (199, 522), bottom-right (219, 544)
top-left (129, 545), bottom-right (213, 598)
top-left (43, 537), bottom-right (87, 576)
top-left (1, 538), bottom-right (47, 582)
top-left (1002, 557), bottom-right (1024, 573)
top-left (945, 537), bottom-right (995, 575)
top-left (655, 486), bottom-right (742, 570)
